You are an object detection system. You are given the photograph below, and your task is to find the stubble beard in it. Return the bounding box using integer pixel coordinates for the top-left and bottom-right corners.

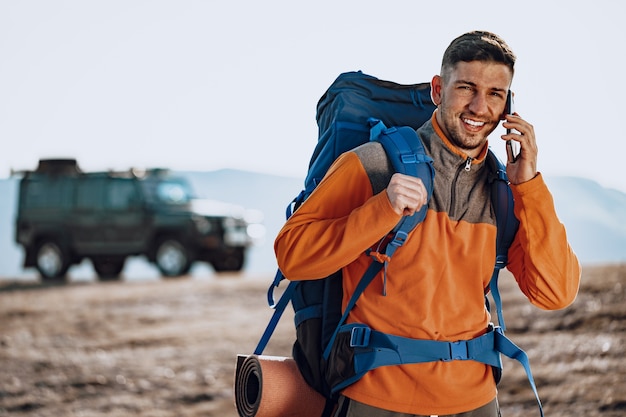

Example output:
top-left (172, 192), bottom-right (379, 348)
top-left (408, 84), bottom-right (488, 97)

top-left (446, 117), bottom-right (485, 154)
top-left (440, 106), bottom-right (496, 155)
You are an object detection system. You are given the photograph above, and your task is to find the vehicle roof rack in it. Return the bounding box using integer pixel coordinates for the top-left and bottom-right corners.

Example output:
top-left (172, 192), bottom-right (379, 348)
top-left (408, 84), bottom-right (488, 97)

top-left (35, 159), bottom-right (82, 175)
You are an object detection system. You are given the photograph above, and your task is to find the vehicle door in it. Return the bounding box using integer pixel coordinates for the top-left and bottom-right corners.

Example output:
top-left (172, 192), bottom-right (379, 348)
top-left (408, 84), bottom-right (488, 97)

top-left (72, 176), bottom-right (107, 254)
top-left (102, 177), bottom-right (146, 252)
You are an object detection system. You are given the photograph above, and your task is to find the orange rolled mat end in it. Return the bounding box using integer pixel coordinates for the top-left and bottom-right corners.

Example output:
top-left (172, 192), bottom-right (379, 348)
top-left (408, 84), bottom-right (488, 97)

top-left (234, 354), bottom-right (327, 417)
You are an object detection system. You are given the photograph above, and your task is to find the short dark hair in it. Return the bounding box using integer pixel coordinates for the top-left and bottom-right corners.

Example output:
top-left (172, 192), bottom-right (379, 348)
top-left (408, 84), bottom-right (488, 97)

top-left (441, 31), bottom-right (516, 77)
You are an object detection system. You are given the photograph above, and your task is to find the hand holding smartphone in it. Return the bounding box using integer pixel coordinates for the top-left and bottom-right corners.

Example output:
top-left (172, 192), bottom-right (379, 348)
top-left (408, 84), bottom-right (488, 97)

top-left (504, 90), bottom-right (520, 162)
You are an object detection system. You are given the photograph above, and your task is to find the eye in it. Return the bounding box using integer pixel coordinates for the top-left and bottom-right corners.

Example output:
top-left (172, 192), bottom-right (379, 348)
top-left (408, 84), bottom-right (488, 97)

top-left (457, 85), bottom-right (473, 96)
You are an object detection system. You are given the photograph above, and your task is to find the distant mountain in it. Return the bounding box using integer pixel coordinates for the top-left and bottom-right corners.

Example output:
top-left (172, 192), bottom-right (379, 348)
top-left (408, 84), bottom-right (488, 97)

top-left (1, 171), bottom-right (624, 280)
top-left (544, 176), bottom-right (626, 264)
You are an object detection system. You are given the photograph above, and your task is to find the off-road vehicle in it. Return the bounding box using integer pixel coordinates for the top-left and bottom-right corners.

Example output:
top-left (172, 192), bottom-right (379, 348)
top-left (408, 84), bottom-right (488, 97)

top-left (14, 159), bottom-right (264, 281)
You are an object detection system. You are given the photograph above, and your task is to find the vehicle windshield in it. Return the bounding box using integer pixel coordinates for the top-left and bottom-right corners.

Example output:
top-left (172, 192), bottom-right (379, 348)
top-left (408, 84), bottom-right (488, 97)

top-left (156, 180), bottom-right (193, 204)
top-left (157, 180), bottom-right (192, 204)
top-left (141, 177), bottom-right (194, 205)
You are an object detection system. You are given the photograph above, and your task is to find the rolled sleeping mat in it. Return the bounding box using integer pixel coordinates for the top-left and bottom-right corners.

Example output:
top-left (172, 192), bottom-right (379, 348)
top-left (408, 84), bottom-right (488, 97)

top-left (235, 355), bottom-right (326, 417)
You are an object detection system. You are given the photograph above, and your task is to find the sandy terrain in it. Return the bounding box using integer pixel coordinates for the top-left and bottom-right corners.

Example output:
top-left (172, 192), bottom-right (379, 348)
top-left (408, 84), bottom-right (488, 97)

top-left (0, 264), bottom-right (624, 417)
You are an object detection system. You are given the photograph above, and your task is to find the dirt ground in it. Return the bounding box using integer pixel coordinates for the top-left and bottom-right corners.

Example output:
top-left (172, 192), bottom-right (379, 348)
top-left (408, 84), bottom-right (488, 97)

top-left (0, 264), bottom-right (624, 417)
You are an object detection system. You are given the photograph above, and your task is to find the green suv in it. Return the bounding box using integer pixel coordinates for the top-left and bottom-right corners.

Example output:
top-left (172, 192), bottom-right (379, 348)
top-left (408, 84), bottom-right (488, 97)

top-left (14, 159), bottom-right (264, 281)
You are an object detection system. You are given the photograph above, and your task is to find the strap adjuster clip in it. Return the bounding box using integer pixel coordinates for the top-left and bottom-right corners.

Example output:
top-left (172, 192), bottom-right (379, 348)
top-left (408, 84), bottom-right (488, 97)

top-left (390, 231), bottom-right (408, 247)
top-left (350, 326), bottom-right (371, 348)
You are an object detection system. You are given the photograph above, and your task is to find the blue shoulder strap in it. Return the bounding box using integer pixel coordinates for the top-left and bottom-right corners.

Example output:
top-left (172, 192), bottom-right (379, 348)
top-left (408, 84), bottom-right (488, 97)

top-left (368, 118), bottom-right (434, 230)
top-left (486, 151), bottom-right (520, 331)
top-left (253, 270), bottom-right (296, 355)
top-left (322, 119), bottom-right (434, 359)
top-left (484, 152), bottom-right (545, 416)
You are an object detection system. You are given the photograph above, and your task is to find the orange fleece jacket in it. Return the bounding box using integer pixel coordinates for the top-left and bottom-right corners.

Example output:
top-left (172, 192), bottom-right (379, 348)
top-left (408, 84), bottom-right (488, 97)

top-left (274, 115), bottom-right (581, 415)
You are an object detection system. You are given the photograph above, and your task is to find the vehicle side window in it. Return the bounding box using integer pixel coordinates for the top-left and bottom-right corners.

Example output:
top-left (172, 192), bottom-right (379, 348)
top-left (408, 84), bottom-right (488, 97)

top-left (76, 178), bottom-right (105, 210)
top-left (22, 178), bottom-right (74, 210)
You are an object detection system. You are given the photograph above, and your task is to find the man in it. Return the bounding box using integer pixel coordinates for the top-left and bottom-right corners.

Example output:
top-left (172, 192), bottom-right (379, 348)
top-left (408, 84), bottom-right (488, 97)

top-left (274, 31), bottom-right (581, 417)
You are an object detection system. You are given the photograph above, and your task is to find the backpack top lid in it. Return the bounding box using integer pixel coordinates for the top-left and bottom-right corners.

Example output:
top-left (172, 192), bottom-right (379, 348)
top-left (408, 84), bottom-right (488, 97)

top-left (306, 71), bottom-right (437, 193)
top-left (316, 71), bottom-right (436, 134)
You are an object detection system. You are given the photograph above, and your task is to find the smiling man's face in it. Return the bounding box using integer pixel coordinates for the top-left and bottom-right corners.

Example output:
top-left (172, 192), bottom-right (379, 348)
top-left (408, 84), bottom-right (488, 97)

top-left (431, 60), bottom-right (513, 158)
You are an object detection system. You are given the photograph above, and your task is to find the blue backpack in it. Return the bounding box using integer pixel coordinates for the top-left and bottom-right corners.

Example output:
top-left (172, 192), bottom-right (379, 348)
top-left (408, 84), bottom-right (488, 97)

top-left (254, 71), bottom-right (543, 417)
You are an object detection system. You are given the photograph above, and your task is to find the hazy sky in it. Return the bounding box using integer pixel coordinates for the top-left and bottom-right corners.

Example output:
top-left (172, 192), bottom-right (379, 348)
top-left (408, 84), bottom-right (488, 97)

top-left (2, 0), bottom-right (625, 192)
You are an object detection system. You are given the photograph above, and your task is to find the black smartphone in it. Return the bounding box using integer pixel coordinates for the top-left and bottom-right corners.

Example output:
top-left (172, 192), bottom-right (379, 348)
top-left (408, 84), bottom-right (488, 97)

top-left (504, 90), bottom-right (519, 162)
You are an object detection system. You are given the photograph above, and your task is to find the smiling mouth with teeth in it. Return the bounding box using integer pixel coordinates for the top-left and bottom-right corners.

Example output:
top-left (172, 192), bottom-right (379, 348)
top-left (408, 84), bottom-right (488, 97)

top-left (463, 118), bottom-right (485, 127)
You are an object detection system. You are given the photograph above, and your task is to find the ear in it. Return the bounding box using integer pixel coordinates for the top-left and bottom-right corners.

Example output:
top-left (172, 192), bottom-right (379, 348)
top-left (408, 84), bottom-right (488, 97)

top-left (431, 75), bottom-right (442, 106)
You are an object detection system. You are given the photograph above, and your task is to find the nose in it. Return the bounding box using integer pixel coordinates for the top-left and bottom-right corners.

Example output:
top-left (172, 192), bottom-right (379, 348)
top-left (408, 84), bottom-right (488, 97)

top-left (468, 93), bottom-right (489, 115)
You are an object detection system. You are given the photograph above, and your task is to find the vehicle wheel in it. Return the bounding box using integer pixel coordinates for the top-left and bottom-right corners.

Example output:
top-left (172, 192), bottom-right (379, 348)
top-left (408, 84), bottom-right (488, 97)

top-left (35, 240), bottom-right (70, 281)
top-left (92, 256), bottom-right (126, 281)
top-left (155, 238), bottom-right (191, 277)
top-left (211, 247), bottom-right (245, 272)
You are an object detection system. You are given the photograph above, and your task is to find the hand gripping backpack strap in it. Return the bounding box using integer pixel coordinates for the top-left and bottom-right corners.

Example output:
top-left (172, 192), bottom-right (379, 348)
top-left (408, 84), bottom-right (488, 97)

top-left (322, 119), bottom-right (434, 361)
top-left (254, 119), bottom-right (434, 369)
top-left (364, 119), bottom-right (435, 294)
top-left (253, 120), bottom-right (435, 357)
top-left (368, 118), bottom-right (435, 229)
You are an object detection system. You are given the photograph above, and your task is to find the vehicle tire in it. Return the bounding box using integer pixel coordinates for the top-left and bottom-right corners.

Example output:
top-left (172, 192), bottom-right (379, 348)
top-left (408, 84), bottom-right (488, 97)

top-left (35, 240), bottom-right (70, 281)
top-left (155, 238), bottom-right (192, 277)
top-left (211, 247), bottom-right (245, 272)
top-left (92, 256), bottom-right (126, 281)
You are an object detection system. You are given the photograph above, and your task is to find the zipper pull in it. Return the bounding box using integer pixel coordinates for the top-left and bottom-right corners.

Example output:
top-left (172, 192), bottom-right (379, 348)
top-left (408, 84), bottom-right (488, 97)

top-left (464, 157), bottom-right (472, 172)
top-left (382, 264), bottom-right (388, 296)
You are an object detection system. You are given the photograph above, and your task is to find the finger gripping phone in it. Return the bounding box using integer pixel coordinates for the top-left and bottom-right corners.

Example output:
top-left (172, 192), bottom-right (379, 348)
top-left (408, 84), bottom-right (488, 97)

top-left (504, 90), bottom-right (520, 162)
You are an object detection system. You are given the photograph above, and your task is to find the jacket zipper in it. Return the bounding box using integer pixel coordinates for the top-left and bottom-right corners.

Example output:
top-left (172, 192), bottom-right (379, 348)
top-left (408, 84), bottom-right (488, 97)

top-left (464, 157), bottom-right (472, 172)
top-left (450, 157), bottom-right (473, 218)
